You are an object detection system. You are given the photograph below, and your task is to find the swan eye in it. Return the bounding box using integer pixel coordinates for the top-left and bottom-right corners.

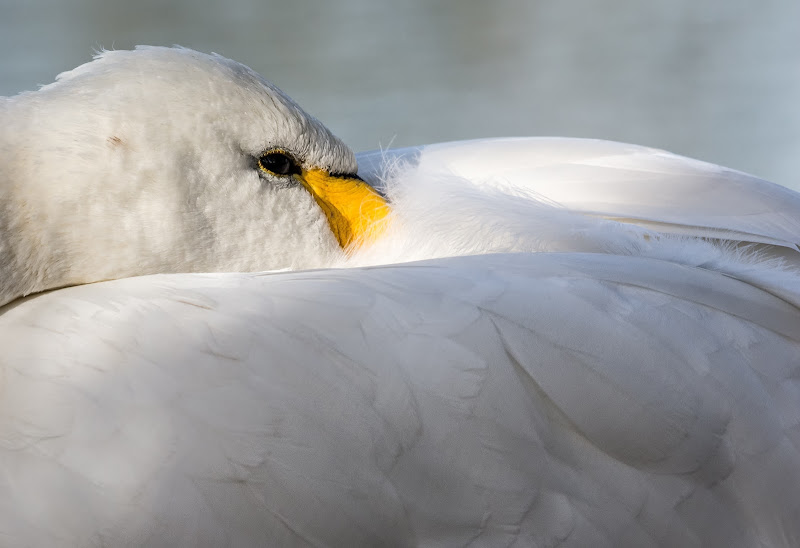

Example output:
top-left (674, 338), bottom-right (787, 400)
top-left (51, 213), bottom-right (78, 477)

top-left (258, 151), bottom-right (300, 176)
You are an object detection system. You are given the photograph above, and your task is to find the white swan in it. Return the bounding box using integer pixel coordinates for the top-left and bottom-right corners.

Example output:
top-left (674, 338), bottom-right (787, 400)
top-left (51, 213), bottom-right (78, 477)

top-left (1, 46), bottom-right (799, 547)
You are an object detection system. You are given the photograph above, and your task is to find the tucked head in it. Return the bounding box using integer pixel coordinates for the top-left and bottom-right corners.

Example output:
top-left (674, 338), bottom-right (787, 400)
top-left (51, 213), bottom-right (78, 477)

top-left (0, 46), bottom-right (388, 306)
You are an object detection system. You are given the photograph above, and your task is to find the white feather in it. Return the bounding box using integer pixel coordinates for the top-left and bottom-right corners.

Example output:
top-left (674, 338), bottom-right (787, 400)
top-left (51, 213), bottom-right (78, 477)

top-left (2, 47), bottom-right (799, 546)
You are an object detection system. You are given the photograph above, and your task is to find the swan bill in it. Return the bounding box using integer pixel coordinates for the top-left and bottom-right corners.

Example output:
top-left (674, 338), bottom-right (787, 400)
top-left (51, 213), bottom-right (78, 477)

top-left (299, 169), bottom-right (390, 251)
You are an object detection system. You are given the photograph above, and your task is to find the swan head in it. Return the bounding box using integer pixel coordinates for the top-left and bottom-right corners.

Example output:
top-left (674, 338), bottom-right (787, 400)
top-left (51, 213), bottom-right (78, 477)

top-left (0, 46), bottom-right (388, 306)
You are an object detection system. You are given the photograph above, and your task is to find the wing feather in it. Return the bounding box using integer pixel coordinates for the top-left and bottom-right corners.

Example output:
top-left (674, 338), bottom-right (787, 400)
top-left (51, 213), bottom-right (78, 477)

top-left (2, 253), bottom-right (798, 546)
top-left (358, 138), bottom-right (800, 251)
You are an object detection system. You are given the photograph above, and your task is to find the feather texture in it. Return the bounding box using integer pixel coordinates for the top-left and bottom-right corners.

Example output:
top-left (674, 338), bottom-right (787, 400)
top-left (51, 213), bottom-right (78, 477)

top-left (2, 48), bottom-right (800, 546)
top-left (1, 252), bottom-right (799, 546)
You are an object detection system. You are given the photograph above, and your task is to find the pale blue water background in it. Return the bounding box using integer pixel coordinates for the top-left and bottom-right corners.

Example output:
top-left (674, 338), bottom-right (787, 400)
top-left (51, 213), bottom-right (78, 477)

top-left (3, 0), bottom-right (799, 189)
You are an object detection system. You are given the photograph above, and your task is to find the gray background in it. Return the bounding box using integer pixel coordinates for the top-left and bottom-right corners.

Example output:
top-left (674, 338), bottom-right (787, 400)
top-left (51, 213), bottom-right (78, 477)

top-left (3, 0), bottom-right (799, 189)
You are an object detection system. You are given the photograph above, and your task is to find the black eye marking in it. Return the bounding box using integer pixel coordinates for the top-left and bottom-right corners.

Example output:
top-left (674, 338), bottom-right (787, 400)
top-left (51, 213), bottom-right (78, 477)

top-left (328, 172), bottom-right (365, 182)
top-left (257, 150), bottom-right (301, 177)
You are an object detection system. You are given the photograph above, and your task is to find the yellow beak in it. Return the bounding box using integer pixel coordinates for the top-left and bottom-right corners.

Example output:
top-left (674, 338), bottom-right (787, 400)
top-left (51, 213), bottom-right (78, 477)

top-left (298, 169), bottom-right (391, 252)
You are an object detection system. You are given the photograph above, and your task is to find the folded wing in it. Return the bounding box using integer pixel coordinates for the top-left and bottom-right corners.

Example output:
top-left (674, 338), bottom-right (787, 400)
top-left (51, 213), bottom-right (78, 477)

top-left (358, 138), bottom-right (800, 251)
top-left (2, 252), bottom-right (798, 546)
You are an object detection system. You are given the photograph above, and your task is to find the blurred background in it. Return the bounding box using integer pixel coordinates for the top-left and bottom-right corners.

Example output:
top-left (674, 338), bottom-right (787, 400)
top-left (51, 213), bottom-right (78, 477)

top-left (3, 0), bottom-right (799, 189)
